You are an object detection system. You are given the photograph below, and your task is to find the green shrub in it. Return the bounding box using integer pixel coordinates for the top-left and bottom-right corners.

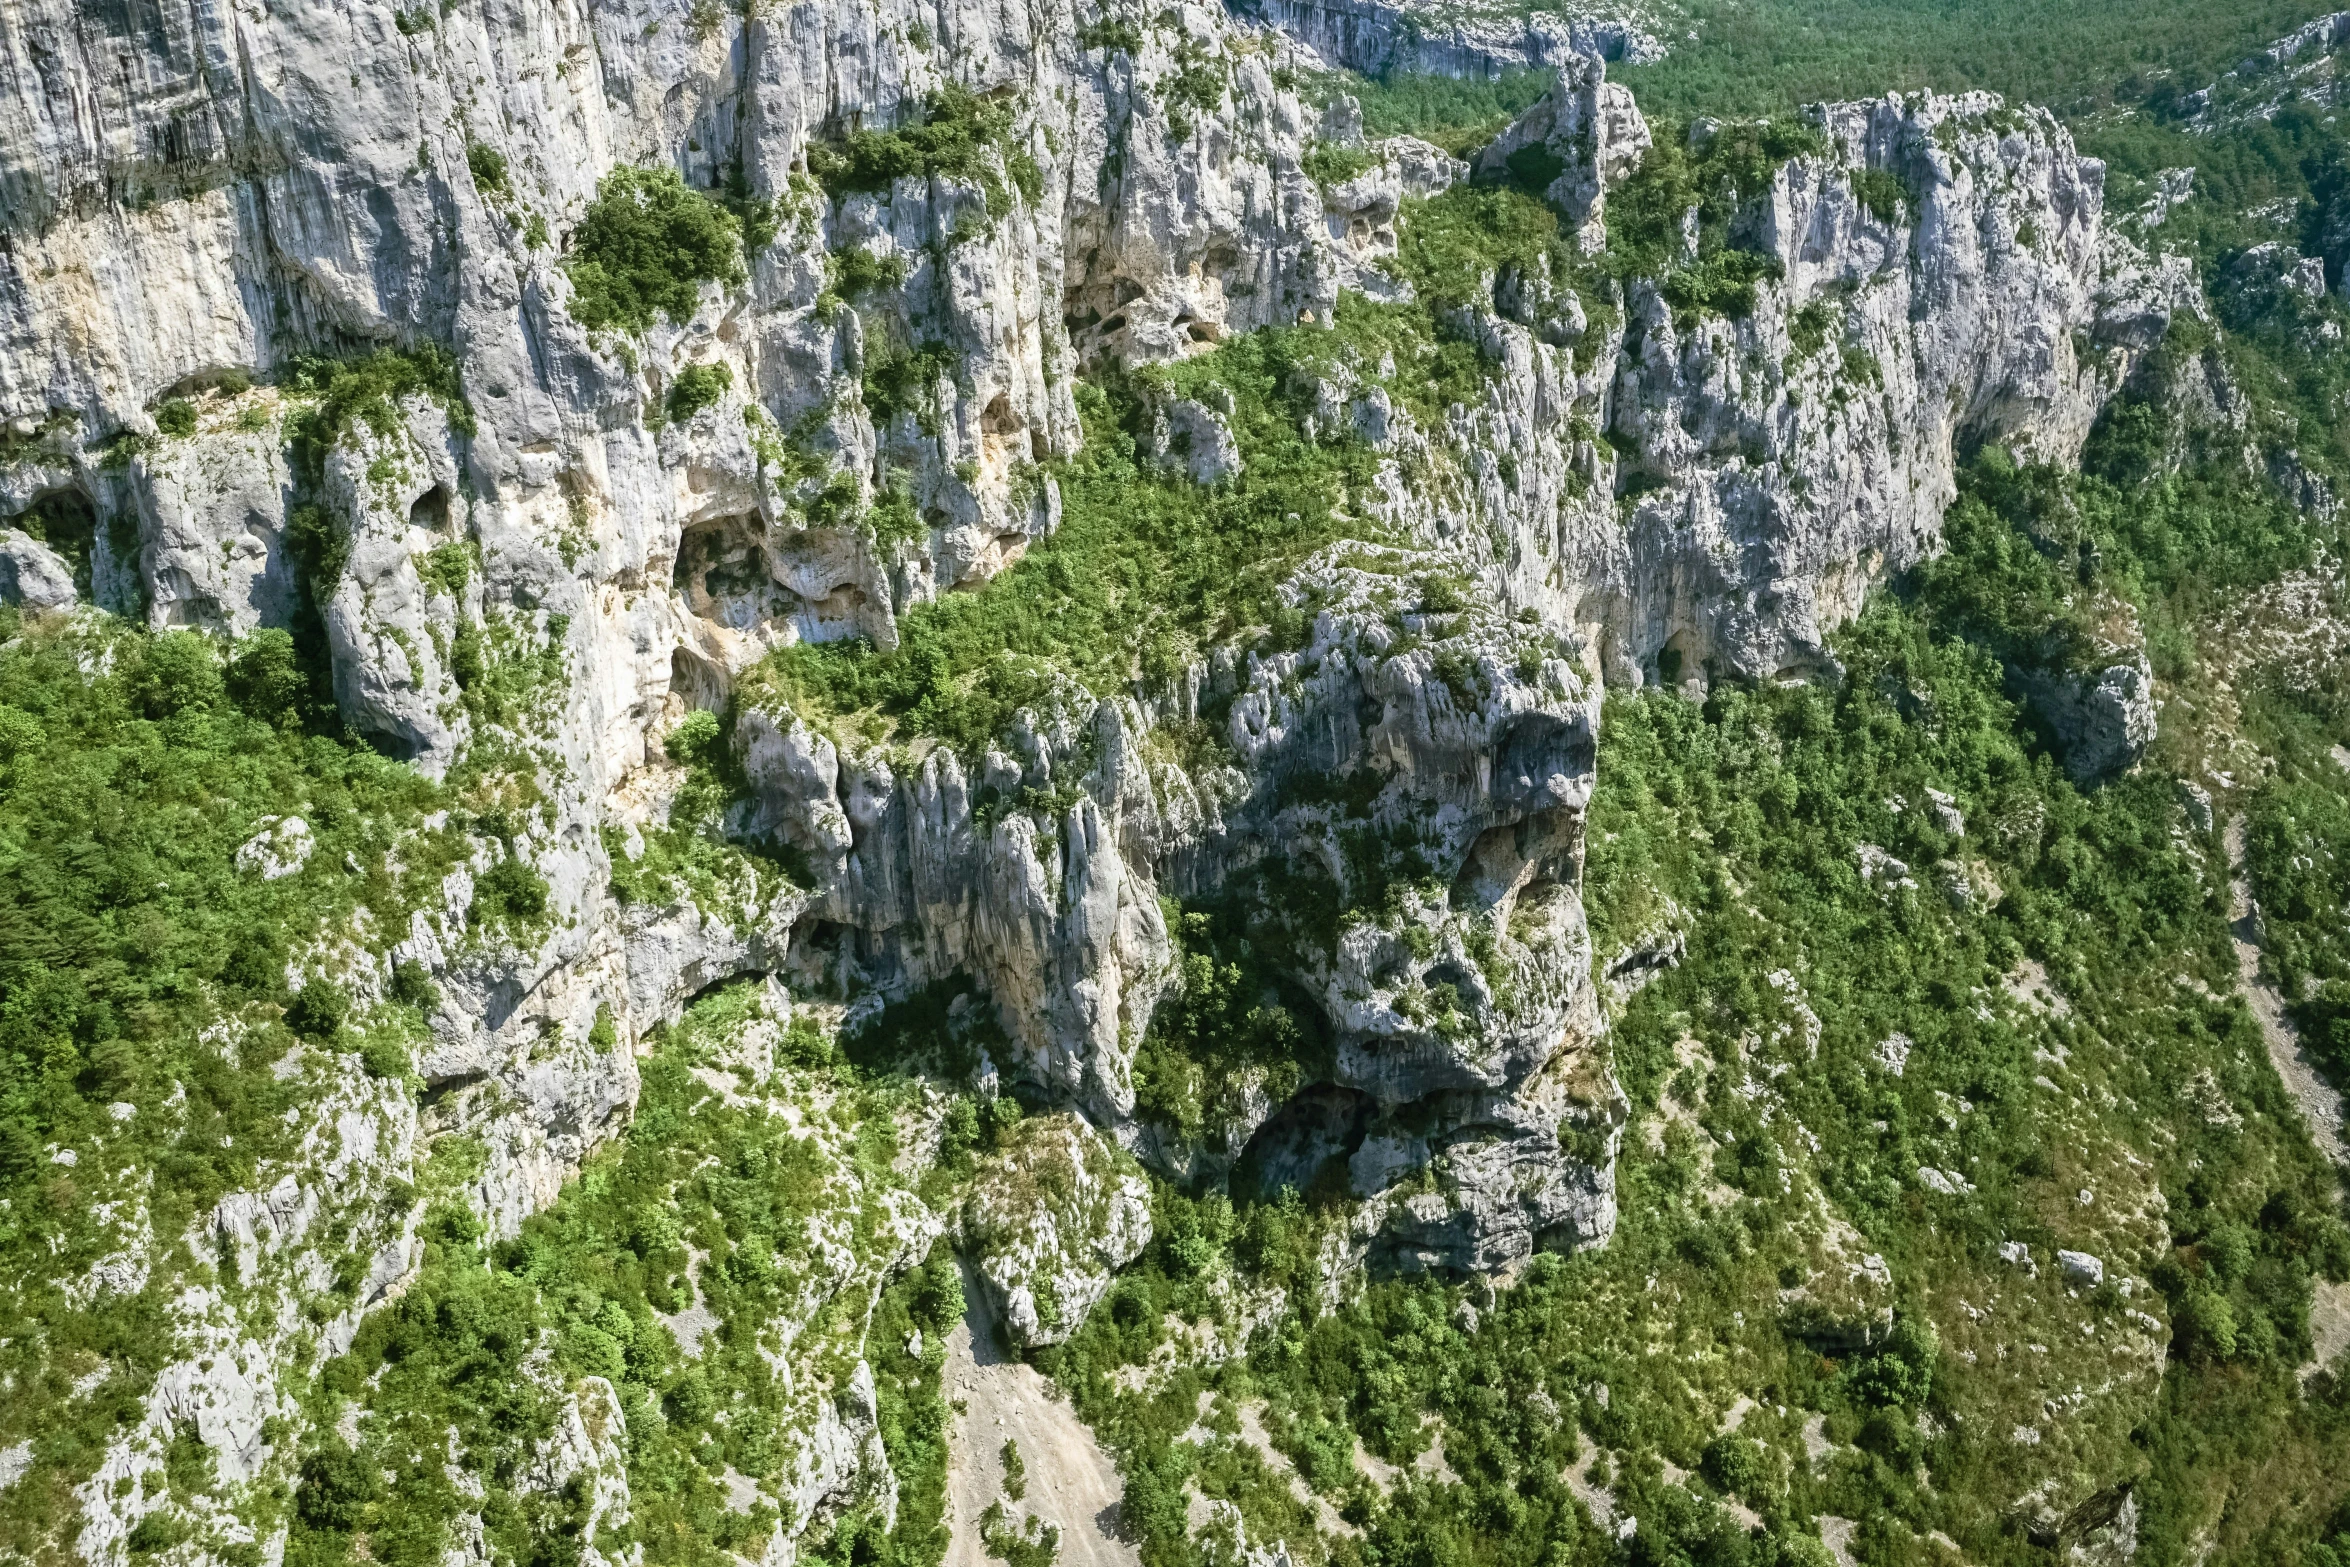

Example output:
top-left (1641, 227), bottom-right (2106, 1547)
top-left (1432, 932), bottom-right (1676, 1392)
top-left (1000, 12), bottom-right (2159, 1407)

top-left (154, 399), bottom-right (198, 438)
top-left (807, 87), bottom-right (1018, 205)
top-left (465, 141), bottom-right (509, 193)
top-left (1001, 1438), bottom-right (1027, 1500)
top-left (664, 362), bottom-right (733, 423)
top-left (1302, 141), bottom-right (1377, 189)
top-left (1850, 166), bottom-right (1908, 223)
top-left (283, 347), bottom-right (475, 480)
top-left (418, 541), bottom-right (472, 599)
top-left (1700, 1434), bottom-right (1771, 1499)
top-left (224, 634), bottom-right (312, 732)
top-left (286, 980), bottom-right (350, 1040)
top-left (826, 245), bottom-right (908, 302)
top-left (125, 631), bottom-right (225, 718)
top-left (564, 166), bottom-right (747, 333)
top-left (389, 959), bottom-right (441, 1013)
top-left (861, 339), bottom-right (958, 432)
top-left (1076, 17), bottom-right (1141, 53)
top-left (1660, 247), bottom-right (1783, 322)
top-left (470, 852), bottom-right (551, 930)
top-left (359, 1037), bottom-right (408, 1079)
top-left (1789, 301), bottom-right (1835, 357)
top-left (665, 707), bottom-right (723, 765)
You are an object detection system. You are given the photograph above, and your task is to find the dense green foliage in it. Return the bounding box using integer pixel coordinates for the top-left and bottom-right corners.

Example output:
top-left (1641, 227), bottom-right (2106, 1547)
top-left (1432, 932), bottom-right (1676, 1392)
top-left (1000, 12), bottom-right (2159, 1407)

top-left (807, 87), bottom-right (1026, 211)
top-left (2253, 764), bottom-right (2350, 1087)
top-left (294, 984), bottom-right (961, 1567)
top-left (283, 345), bottom-right (475, 453)
top-left (1616, 0), bottom-right (2346, 118)
top-left (1040, 577), bottom-right (2350, 1567)
top-left (1387, 182), bottom-right (1577, 316)
top-left (1132, 904), bottom-right (1331, 1160)
top-left (466, 141), bottom-right (509, 194)
top-left (1313, 69), bottom-right (1554, 158)
top-left (0, 618), bottom-right (465, 1551)
top-left (565, 166), bottom-right (748, 334)
top-left (747, 322), bottom-right (1398, 748)
top-left (1910, 432), bottom-right (2326, 693)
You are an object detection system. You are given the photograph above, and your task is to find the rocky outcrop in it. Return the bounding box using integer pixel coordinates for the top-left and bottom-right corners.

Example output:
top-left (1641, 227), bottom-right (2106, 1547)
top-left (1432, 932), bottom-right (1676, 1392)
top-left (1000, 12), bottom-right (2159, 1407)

top-left (1232, 0), bottom-right (1666, 78)
top-left (964, 1112), bottom-right (1155, 1347)
top-left (1564, 90), bottom-right (2167, 689)
top-left (743, 548), bottom-right (1619, 1274)
top-left (0, 526), bottom-right (76, 608)
top-left (1471, 54), bottom-right (1652, 251)
top-left (2014, 650), bottom-right (2158, 784)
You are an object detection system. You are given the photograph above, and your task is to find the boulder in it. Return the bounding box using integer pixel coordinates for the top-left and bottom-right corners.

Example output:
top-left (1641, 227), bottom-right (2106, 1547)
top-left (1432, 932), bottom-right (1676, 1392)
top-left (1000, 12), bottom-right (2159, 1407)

top-left (0, 529), bottom-right (77, 609)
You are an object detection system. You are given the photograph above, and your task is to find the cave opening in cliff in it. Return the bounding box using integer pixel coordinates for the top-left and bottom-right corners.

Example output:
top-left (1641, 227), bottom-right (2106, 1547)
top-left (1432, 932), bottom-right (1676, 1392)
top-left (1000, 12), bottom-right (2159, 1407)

top-left (1230, 1083), bottom-right (1374, 1207)
top-left (409, 483), bottom-right (451, 537)
top-left (8, 487), bottom-right (97, 594)
top-left (668, 647), bottom-right (729, 716)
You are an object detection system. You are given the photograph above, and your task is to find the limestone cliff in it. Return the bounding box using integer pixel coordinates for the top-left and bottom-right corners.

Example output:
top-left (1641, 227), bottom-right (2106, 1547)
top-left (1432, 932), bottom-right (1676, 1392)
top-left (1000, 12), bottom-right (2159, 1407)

top-left (0, 0), bottom-right (2178, 1554)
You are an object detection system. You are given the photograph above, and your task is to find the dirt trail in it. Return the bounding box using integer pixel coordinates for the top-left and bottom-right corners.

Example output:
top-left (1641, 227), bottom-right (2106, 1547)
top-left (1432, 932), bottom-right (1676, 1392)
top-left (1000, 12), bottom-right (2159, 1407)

top-left (943, 1262), bottom-right (1138, 1567)
top-left (2224, 816), bottom-right (2350, 1171)
top-left (2309, 1279), bottom-right (2350, 1383)
top-left (1233, 1402), bottom-right (1355, 1538)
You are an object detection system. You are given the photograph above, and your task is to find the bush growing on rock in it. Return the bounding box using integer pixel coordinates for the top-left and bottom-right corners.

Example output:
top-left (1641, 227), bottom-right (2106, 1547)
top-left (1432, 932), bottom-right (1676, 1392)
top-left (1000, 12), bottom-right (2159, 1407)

top-left (565, 166), bottom-right (747, 333)
top-left (286, 979), bottom-right (349, 1039)
top-left (663, 362), bottom-right (732, 423)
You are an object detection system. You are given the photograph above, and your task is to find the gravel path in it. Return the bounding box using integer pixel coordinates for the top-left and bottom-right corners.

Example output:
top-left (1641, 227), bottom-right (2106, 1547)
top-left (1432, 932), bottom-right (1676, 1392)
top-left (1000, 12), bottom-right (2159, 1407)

top-left (943, 1261), bottom-right (1138, 1567)
top-left (2224, 816), bottom-right (2350, 1171)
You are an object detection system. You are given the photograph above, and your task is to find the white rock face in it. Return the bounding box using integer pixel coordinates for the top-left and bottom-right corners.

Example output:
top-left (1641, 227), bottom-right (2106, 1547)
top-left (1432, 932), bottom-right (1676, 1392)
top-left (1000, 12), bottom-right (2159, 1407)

top-left (234, 816), bottom-right (316, 881)
top-left (1236, 0), bottom-right (1666, 79)
top-left (1552, 89), bottom-right (2165, 691)
top-left (963, 1112), bottom-right (1154, 1347)
top-left (129, 405), bottom-right (302, 634)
